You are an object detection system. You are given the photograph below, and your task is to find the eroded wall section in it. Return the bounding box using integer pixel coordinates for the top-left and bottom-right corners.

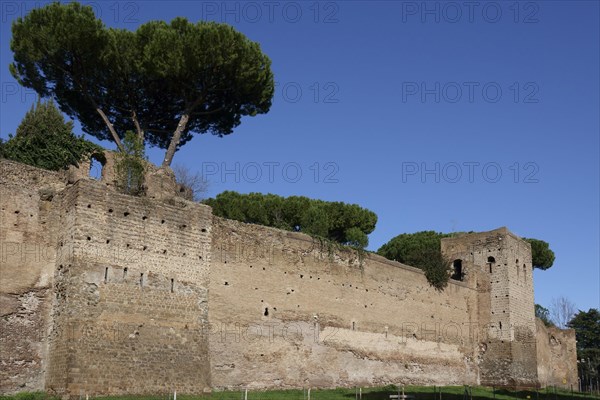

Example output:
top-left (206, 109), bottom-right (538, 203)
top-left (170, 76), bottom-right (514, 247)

top-left (0, 161), bottom-right (64, 392)
top-left (536, 319), bottom-right (578, 388)
top-left (209, 217), bottom-right (481, 389)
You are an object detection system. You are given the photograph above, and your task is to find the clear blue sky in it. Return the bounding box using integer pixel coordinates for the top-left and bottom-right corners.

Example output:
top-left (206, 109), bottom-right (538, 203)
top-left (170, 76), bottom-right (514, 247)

top-left (1, 1), bottom-right (598, 313)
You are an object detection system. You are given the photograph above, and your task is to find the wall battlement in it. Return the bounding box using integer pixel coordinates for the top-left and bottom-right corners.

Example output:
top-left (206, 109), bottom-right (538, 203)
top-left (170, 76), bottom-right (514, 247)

top-left (0, 158), bottom-right (577, 395)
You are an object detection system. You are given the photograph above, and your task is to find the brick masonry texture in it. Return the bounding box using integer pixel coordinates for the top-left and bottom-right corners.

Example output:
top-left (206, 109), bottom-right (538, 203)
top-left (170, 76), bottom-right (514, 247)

top-left (0, 157), bottom-right (577, 396)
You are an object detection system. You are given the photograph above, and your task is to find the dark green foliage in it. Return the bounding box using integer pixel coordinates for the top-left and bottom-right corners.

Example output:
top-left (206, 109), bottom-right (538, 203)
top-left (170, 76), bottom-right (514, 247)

top-left (377, 231), bottom-right (453, 290)
top-left (114, 131), bottom-right (146, 196)
top-left (569, 309), bottom-right (600, 350)
top-left (345, 227), bottom-right (369, 248)
top-left (1, 99), bottom-right (102, 171)
top-left (10, 2), bottom-right (274, 166)
top-left (418, 249), bottom-right (452, 291)
top-left (524, 238), bottom-right (555, 270)
top-left (204, 191), bottom-right (377, 248)
top-left (535, 304), bottom-right (555, 327)
top-left (377, 231), bottom-right (452, 267)
top-left (568, 309), bottom-right (600, 382)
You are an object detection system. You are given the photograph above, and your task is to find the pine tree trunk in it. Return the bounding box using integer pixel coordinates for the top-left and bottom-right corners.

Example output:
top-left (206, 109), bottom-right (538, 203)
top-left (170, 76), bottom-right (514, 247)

top-left (94, 107), bottom-right (124, 151)
top-left (162, 114), bottom-right (190, 167)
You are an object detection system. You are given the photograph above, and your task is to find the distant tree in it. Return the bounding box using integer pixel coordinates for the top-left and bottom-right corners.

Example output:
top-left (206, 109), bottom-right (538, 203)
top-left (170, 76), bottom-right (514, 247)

top-left (344, 227), bottom-right (369, 249)
top-left (377, 231), bottom-right (454, 290)
top-left (376, 231), bottom-right (452, 268)
top-left (535, 304), bottom-right (555, 327)
top-left (550, 296), bottom-right (577, 329)
top-left (204, 191), bottom-right (377, 248)
top-left (2, 98), bottom-right (102, 170)
top-left (173, 163), bottom-right (209, 201)
top-left (568, 309), bottom-right (600, 384)
top-left (524, 238), bottom-right (555, 270)
top-left (10, 2), bottom-right (274, 167)
top-left (569, 309), bottom-right (600, 350)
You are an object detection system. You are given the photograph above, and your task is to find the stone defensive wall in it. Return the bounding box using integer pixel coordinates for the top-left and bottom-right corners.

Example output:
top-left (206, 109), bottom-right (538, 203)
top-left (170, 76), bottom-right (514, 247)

top-left (209, 217), bottom-right (480, 389)
top-left (0, 157), bottom-right (577, 396)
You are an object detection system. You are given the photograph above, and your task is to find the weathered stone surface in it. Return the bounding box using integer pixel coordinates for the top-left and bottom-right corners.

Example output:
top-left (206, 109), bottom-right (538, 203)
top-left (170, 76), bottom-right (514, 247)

top-left (0, 158), bottom-right (577, 396)
top-left (442, 229), bottom-right (540, 386)
top-left (536, 319), bottom-right (578, 387)
top-left (209, 217), bottom-right (478, 389)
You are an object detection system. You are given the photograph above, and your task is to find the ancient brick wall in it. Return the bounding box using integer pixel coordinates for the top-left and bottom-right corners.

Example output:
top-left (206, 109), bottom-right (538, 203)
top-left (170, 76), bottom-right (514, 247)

top-left (0, 161), bottom-right (64, 393)
top-left (208, 217), bottom-right (481, 389)
top-left (44, 179), bottom-right (213, 396)
top-left (0, 159), bottom-right (579, 395)
top-left (441, 228), bottom-right (538, 386)
top-left (536, 319), bottom-right (578, 388)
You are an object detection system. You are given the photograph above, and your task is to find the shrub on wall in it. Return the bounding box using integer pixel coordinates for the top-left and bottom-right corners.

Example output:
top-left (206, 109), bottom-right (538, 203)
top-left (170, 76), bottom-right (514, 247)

top-left (377, 231), bottom-right (454, 289)
top-left (418, 249), bottom-right (452, 290)
top-left (204, 191), bottom-right (377, 248)
top-left (114, 131), bottom-right (146, 196)
top-left (377, 231), bottom-right (451, 266)
top-left (1, 98), bottom-right (103, 171)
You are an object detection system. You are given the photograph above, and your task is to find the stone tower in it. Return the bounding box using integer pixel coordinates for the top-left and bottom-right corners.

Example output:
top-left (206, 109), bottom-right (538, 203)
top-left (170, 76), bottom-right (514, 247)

top-left (441, 227), bottom-right (538, 386)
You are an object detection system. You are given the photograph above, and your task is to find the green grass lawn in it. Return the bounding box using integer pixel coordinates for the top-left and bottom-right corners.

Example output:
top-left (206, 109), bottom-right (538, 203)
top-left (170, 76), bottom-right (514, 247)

top-left (2, 386), bottom-right (599, 400)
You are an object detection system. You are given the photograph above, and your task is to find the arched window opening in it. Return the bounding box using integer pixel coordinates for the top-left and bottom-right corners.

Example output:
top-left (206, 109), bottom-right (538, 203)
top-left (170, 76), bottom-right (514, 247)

top-left (89, 155), bottom-right (105, 180)
top-left (451, 259), bottom-right (463, 281)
